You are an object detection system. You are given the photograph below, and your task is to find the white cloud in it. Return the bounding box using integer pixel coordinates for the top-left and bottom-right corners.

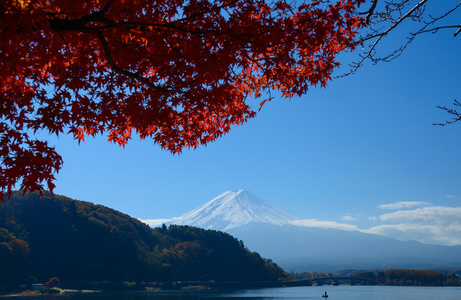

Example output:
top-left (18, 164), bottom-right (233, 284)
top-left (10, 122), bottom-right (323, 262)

top-left (378, 201), bottom-right (431, 210)
top-left (366, 206), bottom-right (461, 246)
top-left (379, 206), bottom-right (461, 224)
top-left (366, 223), bottom-right (461, 246)
top-left (138, 218), bottom-right (179, 227)
top-left (446, 195), bottom-right (456, 199)
top-left (342, 214), bottom-right (358, 221)
top-left (289, 219), bottom-right (359, 231)
top-left (368, 216), bottom-right (377, 221)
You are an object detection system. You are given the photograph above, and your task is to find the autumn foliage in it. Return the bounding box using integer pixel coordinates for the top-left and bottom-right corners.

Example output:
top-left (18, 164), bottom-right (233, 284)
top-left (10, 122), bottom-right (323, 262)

top-left (45, 277), bottom-right (61, 288)
top-left (1, 0), bottom-right (364, 196)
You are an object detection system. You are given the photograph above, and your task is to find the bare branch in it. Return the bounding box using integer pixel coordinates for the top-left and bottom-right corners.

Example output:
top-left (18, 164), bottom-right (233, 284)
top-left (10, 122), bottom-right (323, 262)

top-left (433, 100), bottom-right (461, 126)
top-left (455, 27), bottom-right (461, 36)
top-left (363, 0), bottom-right (379, 25)
top-left (344, 0), bottom-right (429, 77)
top-left (338, 0), bottom-right (461, 79)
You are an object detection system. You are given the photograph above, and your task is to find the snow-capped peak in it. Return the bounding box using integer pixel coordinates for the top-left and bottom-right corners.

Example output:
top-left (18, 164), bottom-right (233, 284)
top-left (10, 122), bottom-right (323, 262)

top-left (173, 189), bottom-right (299, 230)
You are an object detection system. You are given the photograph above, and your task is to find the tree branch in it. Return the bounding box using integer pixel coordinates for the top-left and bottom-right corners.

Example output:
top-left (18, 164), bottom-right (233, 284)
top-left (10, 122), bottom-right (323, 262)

top-left (433, 100), bottom-right (461, 126)
top-left (48, 12), bottom-right (113, 32)
top-left (455, 27), bottom-right (461, 37)
top-left (100, 0), bottom-right (114, 14)
top-left (363, 0), bottom-right (378, 25)
top-left (96, 31), bottom-right (172, 94)
top-left (432, 100), bottom-right (461, 126)
top-left (339, 0), bottom-right (430, 78)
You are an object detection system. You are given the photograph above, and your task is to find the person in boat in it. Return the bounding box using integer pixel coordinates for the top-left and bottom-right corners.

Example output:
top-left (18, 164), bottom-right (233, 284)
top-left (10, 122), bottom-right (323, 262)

top-left (322, 292), bottom-right (328, 298)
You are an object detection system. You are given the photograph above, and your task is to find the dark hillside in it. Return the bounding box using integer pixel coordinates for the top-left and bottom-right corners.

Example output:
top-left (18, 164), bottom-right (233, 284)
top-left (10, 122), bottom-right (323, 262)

top-left (0, 192), bottom-right (286, 287)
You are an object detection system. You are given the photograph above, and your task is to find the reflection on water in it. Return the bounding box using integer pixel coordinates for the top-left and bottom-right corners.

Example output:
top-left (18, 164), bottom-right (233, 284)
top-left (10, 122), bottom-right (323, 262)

top-left (7, 286), bottom-right (461, 300)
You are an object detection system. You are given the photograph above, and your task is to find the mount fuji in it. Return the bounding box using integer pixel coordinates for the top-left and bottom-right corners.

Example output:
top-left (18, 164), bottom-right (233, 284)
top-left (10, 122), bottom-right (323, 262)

top-left (145, 190), bottom-right (461, 272)
top-left (172, 190), bottom-right (299, 230)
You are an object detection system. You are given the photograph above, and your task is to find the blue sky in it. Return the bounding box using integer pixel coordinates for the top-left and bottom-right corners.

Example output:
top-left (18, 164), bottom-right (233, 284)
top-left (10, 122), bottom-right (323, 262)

top-left (41, 4), bottom-right (461, 246)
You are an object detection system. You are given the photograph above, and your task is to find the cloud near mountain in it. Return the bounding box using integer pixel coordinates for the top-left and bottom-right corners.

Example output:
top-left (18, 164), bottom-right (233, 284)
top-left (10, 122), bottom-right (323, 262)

top-left (143, 218), bottom-right (180, 227)
top-left (288, 219), bottom-right (359, 231)
top-left (377, 201), bottom-right (431, 210)
top-left (366, 205), bottom-right (461, 246)
top-left (143, 217), bottom-right (361, 232)
top-left (141, 192), bottom-right (461, 247)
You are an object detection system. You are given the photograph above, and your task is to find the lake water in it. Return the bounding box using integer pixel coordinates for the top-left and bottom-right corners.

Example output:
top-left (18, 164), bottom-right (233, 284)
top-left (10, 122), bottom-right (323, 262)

top-left (11, 286), bottom-right (461, 300)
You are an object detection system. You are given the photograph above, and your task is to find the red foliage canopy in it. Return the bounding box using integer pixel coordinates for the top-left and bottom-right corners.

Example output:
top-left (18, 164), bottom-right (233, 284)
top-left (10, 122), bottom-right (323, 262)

top-left (0, 0), bottom-right (364, 197)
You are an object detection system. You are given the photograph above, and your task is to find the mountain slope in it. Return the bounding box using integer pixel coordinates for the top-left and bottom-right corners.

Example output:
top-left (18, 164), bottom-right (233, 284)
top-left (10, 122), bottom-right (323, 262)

top-left (0, 192), bottom-right (286, 287)
top-left (164, 190), bottom-right (461, 272)
top-left (174, 189), bottom-right (298, 230)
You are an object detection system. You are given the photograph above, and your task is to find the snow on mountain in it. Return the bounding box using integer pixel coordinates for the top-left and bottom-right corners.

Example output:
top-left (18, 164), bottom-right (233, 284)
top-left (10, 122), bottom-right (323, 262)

top-left (173, 189), bottom-right (299, 230)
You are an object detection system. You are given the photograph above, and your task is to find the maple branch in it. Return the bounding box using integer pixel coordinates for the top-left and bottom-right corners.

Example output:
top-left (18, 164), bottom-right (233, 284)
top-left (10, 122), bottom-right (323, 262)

top-left (48, 12), bottom-right (114, 32)
top-left (46, 0), bottom-right (237, 37)
top-left (46, 7), bottom-right (285, 51)
top-left (173, 0), bottom-right (240, 24)
top-left (96, 22), bottom-right (217, 112)
top-left (362, 0), bottom-right (378, 24)
top-left (40, 1), bottom-right (113, 33)
top-left (97, 31), bottom-right (207, 117)
top-left (94, 20), bottom-right (225, 39)
top-left (97, 31), bottom-right (172, 95)
top-left (100, 0), bottom-right (114, 14)
top-left (46, 0), bottom-right (277, 47)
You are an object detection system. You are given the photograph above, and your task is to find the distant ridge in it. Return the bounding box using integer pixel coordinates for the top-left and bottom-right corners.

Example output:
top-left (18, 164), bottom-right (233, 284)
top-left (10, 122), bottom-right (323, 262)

top-left (173, 189), bottom-right (299, 230)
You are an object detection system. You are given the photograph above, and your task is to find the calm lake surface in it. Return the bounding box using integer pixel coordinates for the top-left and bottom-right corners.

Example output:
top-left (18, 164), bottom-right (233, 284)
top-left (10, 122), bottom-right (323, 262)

top-left (13, 286), bottom-right (461, 300)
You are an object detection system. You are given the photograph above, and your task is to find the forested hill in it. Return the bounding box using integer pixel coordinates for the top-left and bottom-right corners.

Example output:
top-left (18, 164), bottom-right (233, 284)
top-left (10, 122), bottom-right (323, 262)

top-left (0, 192), bottom-right (287, 287)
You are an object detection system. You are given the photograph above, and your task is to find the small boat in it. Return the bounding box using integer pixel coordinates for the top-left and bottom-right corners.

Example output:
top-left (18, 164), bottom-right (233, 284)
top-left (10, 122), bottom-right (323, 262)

top-left (322, 292), bottom-right (328, 298)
